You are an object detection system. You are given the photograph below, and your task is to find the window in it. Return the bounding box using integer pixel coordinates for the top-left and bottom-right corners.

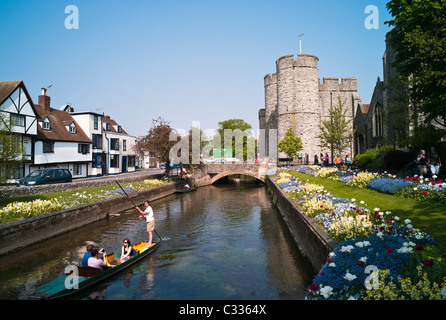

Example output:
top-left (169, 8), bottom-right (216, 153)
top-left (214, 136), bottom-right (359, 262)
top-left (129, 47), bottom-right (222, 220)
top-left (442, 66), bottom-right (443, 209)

top-left (69, 122), bottom-right (76, 134)
top-left (42, 117), bottom-right (50, 130)
top-left (43, 141), bottom-right (54, 153)
top-left (105, 123), bottom-right (111, 131)
top-left (73, 164), bottom-right (82, 176)
top-left (78, 143), bottom-right (90, 154)
top-left (118, 125), bottom-right (122, 133)
top-left (11, 114), bottom-right (25, 127)
top-left (94, 115), bottom-right (98, 130)
top-left (128, 156), bottom-right (135, 167)
top-left (92, 153), bottom-right (103, 168)
top-left (110, 154), bottom-right (119, 168)
top-left (373, 103), bottom-right (383, 137)
top-left (123, 139), bottom-right (127, 151)
top-left (92, 134), bottom-right (102, 149)
top-left (111, 138), bottom-right (120, 150)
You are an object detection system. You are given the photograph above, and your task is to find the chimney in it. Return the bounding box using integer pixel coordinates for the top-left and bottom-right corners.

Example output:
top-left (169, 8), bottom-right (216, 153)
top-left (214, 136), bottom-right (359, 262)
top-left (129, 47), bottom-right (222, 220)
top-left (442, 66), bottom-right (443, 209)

top-left (38, 88), bottom-right (51, 110)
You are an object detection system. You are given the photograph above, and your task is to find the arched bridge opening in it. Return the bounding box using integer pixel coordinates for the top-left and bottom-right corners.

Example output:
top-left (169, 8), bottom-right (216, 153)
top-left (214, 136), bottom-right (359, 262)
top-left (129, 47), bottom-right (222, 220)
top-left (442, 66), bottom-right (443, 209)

top-left (210, 172), bottom-right (265, 185)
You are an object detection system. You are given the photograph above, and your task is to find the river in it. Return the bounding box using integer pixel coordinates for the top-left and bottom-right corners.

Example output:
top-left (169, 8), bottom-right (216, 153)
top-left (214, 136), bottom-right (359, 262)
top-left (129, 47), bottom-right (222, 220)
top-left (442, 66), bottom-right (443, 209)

top-left (0, 182), bottom-right (314, 300)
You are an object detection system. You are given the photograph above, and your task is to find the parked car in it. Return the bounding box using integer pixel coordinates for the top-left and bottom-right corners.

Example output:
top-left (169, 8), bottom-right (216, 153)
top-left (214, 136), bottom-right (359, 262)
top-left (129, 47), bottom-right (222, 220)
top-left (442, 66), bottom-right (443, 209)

top-left (17, 168), bottom-right (72, 187)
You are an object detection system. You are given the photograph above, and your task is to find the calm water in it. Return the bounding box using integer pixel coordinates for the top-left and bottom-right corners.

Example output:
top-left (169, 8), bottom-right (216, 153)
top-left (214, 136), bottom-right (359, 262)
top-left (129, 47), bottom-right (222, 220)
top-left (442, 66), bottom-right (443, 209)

top-left (0, 184), bottom-right (314, 300)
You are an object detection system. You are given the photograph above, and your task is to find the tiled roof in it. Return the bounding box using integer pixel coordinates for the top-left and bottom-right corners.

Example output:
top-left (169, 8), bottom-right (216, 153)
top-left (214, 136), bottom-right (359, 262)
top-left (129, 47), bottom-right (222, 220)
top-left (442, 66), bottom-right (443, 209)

top-left (102, 115), bottom-right (128, 134)
top-left (34, 104), bottom-right (92, 143)
top-left (0, 81), bottom-right (22, 106)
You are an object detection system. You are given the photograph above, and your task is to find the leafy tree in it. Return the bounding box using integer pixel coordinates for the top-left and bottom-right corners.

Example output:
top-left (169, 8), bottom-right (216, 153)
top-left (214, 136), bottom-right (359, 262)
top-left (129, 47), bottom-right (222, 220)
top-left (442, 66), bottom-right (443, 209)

top-left (213, 119), bottom-right (256, 161)
top-left (277, 127), bottom-right (303, 160)
top-left (385, 0), bottom-right (446, 131)
top-left (317, 95), bottom-right (353, 159)
top-left (0, 113), bottom-right (26, 182)
top-left (134, 117), bottom-right (177, 169)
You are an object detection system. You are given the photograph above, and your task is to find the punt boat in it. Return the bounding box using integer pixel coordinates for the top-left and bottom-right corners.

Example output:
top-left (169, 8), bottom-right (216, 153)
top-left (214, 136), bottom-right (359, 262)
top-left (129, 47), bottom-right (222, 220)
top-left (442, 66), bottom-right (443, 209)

top-left (28, 241), bottom-right (160, 299)
top-left (176, 186), bottom-right (198, 193)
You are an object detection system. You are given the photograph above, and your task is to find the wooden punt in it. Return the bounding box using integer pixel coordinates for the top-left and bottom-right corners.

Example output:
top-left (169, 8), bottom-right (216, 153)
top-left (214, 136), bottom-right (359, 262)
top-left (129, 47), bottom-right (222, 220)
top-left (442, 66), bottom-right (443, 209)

top-left (176, 186), bottom-right (198, 193)
top-left (28, 241), bottom-right (160, 299)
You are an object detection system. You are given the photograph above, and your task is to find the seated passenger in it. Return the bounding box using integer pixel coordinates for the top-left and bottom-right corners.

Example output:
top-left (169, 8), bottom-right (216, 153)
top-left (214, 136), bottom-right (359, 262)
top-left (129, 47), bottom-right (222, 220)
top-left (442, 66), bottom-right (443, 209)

top-left (184, 184), bottom-right (190, 190)
top-left (116, 238), bottom-right (134, 265)
top-left (88, 248), bottom-right (111, 270)
top-left (82, 244), bottom-right (94, 267)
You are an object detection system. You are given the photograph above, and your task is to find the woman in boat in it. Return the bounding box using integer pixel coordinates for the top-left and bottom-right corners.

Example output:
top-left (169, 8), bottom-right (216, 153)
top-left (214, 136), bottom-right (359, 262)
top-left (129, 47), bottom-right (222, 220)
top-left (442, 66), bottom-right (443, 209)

top-left (117, 238), bottom-right (133, 265)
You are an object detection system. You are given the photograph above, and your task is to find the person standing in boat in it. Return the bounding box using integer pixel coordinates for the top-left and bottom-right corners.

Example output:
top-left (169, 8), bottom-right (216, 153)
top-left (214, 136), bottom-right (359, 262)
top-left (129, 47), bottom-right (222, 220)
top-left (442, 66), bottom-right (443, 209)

top-left (136, 200), bottom-right (155, 247)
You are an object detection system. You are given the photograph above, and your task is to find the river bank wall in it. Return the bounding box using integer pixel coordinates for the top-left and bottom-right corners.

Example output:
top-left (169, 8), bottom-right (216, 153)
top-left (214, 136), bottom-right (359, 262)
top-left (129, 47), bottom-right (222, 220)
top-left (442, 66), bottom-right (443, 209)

top-left (0, 183), bottom-right (178, 256)
top-left (266, 177), bottom-right (337, 274)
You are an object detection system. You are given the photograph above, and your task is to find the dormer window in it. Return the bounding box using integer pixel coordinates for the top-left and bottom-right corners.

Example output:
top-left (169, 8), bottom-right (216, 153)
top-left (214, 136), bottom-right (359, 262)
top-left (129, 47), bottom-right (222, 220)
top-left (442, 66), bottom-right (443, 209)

top-left (117, 125), bottom-right (122, 133)
top-left (42, 117), bottom-right (50, 130)
top-left (69, 122), bottom-right (76, 134)
top-left (105, 123), bottom-right (111, 131)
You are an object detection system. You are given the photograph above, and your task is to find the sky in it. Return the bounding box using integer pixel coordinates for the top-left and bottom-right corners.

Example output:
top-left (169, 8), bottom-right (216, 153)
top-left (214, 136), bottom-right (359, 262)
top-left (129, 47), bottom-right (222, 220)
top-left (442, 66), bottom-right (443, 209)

top-left (0, 0), bottom-right (393, 138)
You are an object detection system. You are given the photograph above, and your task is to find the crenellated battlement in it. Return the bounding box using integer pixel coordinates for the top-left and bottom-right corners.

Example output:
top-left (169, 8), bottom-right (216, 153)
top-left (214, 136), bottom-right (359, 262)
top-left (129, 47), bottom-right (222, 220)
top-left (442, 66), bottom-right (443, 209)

top-left (319, 77), bottom-right (357, 91)
top-left (264, 73), bottom-right (277, 86)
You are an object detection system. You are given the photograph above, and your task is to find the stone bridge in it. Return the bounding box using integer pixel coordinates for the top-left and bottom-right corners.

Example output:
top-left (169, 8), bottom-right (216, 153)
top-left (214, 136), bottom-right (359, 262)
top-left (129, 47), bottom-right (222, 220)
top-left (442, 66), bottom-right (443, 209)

top-left (191, 163), bottom-right (270, 185)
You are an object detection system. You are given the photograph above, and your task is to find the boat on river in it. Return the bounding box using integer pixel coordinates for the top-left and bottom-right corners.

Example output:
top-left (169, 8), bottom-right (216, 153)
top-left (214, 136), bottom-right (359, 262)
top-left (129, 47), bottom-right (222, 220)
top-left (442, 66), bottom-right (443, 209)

top-left (176, 186), bottom-right (198, 193)
top-left (28, 241), bottom-right (160, 299)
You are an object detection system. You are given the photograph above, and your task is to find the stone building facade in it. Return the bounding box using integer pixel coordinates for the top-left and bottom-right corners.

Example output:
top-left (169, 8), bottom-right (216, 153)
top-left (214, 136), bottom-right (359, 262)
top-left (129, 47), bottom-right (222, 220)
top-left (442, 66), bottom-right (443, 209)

top-left (354, 34), bottom-right (410, 154)
top-left (259, 53), bottom-right (362, 162)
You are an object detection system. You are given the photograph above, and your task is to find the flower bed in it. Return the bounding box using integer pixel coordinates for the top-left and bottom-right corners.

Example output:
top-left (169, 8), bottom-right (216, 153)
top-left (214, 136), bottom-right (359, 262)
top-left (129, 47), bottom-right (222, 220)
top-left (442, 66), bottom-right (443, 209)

top-left (269, 168), bottom-right (446, 300)
top-left (0, 178), bottom-right (172, 224)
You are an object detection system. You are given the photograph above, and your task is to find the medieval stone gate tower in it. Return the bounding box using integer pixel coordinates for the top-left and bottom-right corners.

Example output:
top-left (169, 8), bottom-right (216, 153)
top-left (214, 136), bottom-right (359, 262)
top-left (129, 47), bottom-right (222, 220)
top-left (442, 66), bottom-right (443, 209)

top-left (259, 53), bottom-right (362, 162)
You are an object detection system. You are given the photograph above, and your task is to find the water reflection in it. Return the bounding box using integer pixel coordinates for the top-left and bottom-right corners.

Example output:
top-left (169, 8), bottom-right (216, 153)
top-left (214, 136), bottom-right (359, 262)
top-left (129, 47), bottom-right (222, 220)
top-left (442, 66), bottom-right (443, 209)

top-left (0, 183), bottom-right (313, 300)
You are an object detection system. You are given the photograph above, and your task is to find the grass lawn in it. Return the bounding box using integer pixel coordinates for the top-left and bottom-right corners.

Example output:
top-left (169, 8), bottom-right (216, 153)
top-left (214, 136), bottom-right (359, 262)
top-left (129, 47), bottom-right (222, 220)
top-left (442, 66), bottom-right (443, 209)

top-left (291, 171), bottom-right (446, 255)
top-left (0, 185), bottom-right (117, 207)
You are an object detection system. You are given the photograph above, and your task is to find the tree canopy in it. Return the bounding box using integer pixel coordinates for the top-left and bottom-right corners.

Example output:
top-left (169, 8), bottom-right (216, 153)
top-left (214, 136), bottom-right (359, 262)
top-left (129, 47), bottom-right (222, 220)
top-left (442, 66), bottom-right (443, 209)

top-left (277, 127), bottom-right (303, 159)
top-left (385, 0), bottom-right (446, 130)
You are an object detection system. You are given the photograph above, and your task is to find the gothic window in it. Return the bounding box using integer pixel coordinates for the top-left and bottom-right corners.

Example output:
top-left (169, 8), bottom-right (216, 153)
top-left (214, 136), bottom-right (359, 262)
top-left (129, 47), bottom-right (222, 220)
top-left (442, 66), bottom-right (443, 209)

top-left (373, 103), bottom-right (383, 137)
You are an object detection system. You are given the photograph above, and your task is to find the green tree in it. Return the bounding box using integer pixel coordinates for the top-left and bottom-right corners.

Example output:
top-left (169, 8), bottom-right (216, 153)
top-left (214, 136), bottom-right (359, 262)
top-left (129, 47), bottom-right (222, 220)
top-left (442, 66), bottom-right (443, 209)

top-left (135, 117), bottom-right (177, 169)
top-left (277, 127), bottom-right (303, 160)
top-left (0, 113), bottom-right (26, 182)
top-left (317, 95), bottom-right (353, 159)
top-left (213, 119), bottom-right (256, 161)
top-left (385, 0), bottom-right (446, 131)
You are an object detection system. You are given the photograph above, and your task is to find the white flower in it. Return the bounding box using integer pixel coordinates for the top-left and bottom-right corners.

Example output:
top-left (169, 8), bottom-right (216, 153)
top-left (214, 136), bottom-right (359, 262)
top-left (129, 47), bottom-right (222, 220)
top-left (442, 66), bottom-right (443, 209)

top-left (359, 256), bottom-right (368, 263)
top-left (351, 198), bottom-right (356, 202)
top-left (394, 216), bottom-right (400, 221)
top-left (404, 219), bottom-right (411, 224)
top-left (413, 187), bottom-right (418, 191)
top-left (360, 200), bottom-right (365, 204)
top-left (329, 252), bottom-right (336, 257)
top-left (344, 272), bottom-right (357, 281)
top-left (340, 245), bottom-right (354, 253)
top-left (363, 241), bottom-right (370, 247)
top-left (319, 286), bottom-right (334, 298)
top-left (329, 262), bottom-right (336, 267)
top-left (374, 208), bottom-right (380, 211)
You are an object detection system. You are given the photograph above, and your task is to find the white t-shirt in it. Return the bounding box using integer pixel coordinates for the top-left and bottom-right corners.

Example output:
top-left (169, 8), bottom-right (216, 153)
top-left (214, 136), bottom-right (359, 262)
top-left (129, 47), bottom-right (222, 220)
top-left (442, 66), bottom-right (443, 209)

top-left (144, 206), bottom-right (154, 222)
top-left (88, 257), bottom-right (104, 269)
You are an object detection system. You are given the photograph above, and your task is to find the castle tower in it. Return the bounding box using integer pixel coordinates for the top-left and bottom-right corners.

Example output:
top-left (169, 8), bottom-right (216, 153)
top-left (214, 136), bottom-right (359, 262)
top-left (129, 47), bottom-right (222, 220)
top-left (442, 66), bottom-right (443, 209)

top-left (276, 53), bottom-right (320, 158)
top-left (263, 73), bottom-right (278, 157)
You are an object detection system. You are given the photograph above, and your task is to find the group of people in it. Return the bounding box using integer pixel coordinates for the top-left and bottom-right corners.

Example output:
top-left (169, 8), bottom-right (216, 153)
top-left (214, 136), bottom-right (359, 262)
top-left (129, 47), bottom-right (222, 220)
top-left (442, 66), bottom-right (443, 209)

top-left (81, 199), bottom-right (156, 271)
top-left (314, 153), bottom-right (352, 170)
top-left (417, 146), bottom-right (442, 179)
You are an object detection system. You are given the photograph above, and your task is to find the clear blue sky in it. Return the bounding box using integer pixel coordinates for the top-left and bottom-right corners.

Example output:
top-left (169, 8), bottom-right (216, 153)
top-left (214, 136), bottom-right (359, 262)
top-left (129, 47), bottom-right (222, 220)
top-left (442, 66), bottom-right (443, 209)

top-left (0, 0), bottom-right (392, 138)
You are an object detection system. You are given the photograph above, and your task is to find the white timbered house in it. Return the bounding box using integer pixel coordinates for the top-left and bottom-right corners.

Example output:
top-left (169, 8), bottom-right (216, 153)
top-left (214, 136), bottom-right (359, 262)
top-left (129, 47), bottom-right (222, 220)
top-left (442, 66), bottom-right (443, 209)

top-left (30, 89), bottom-right (92, 178)
top-left (0, 81), bottom-right (38, 182)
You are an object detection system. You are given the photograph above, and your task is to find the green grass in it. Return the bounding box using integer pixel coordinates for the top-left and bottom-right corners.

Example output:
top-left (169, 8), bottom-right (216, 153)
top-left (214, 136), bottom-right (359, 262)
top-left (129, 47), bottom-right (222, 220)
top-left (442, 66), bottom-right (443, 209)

top-left (0, 185), bottom-right (116, 207)
top-left (291, 171), bottom-right (446, 254)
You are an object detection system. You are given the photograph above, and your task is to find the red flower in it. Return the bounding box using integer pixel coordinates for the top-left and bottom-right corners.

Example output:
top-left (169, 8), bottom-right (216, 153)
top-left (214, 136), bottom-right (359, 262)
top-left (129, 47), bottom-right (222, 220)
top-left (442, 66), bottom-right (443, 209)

top-left (415, 245), bottom-right (424, 251)
top-left (424, 259), bottom-right (434, 267)
top-left (439, 185), bottom-right (442, 188)
top-left (327, 258), bottom-right (333, 263)
top-left (309, 283), bottom-right (319, 291)
top-left (357, 261), bottom-right (365, 267)
top-left (422, 191), bottom-right (428, 196)
top-left (387, 247), bottom-right (394, 253)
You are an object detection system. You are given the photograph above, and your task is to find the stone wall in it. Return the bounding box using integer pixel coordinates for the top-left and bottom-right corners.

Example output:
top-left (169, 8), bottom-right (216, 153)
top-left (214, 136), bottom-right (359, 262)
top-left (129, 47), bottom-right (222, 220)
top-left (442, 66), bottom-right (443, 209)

top-left (0, 182), bottom-right (177, 256)
top-left (266, 177), bottom-right (337, 273)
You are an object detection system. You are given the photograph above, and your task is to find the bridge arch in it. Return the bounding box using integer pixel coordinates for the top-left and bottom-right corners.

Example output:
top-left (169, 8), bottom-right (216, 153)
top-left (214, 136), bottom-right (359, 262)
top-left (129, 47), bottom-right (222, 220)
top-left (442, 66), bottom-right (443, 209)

top-left (210, 171), bottom-right (265, 184)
